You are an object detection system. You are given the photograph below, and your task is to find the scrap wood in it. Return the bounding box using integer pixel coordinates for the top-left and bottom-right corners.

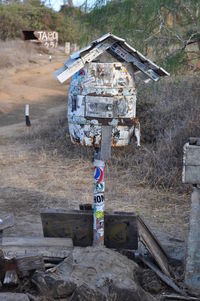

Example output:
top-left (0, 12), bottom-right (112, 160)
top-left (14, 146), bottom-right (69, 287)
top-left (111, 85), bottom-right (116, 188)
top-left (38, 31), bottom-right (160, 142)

top-left (0, 213), bottom-right (14, 244)
top-left (161, 294), bottom-right (200, 300)
top-left (0, 293), bottom-right (29, 301)
top-left (16, 255), bottom-right (45, 278)
top-left (2, 237), bottom-right (73, 259)
top-left (140, 255), bottom-right (187, 297)
top-left (3, 270), bottom-right (19, 285)
top-left (0, 257), bottom-right (17, 281)
top-left (0, 213), bottom-right (14, 231)
top-left (137, 216), bottom-right (171, 277)
top-left (26, 293), bottom-right (40, 301)
top-left (43, 257), bottom-right (64, 264)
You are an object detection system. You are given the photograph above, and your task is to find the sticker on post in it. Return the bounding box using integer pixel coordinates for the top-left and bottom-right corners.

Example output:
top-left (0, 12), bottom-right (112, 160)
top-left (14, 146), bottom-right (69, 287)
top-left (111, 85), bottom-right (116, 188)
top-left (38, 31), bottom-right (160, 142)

top-left (94, 182), bottom-right (105, 194)
top-left (94, 193), bottom-right (104, 205)
top-left (94, 166), bottom-right (104, 184)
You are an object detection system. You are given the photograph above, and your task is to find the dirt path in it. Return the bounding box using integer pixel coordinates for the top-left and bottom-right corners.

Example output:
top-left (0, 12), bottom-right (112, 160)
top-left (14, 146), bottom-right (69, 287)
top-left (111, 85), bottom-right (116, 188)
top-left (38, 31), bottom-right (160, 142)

top-left (0, 52), bottom-right (69, 234)
top-left (0, 53), bottom-right (68, 125)
top-left (0, 52), bottom-right (190, 262)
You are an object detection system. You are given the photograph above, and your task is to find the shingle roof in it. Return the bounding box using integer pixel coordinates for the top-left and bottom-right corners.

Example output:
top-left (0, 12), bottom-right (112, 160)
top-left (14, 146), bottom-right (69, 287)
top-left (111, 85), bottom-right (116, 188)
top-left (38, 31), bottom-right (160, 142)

top-left (55, 33), bottom-right (169, 84)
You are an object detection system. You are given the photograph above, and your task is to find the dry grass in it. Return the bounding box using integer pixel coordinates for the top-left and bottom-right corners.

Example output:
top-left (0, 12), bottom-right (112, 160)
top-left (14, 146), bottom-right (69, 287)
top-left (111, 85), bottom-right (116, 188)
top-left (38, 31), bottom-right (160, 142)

top-left (22, 74), bottom-right (200, 193)
top-left (0, 109), bottom-right (190, 257)
top-left (135, 75), bottom-right (200, 190)
top-left (0, 40), bottom-right (36, 69)
top-left (13, 114), bottom-right (189, 250)
top-left (1, 73), bottom-right (197, 253)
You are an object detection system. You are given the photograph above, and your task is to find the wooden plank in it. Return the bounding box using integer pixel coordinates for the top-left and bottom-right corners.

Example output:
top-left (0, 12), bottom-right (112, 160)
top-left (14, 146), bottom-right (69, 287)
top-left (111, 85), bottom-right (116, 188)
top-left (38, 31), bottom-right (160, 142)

top-left (3, 270), bottom-right (19, 285)
top-left (0, 293), bottom-right (29, 301)
top-left (182, 143), bottom-right (200, 184)
top-left (16, 255), bottom-right (45, 277)
top-left (183, 166), bottom-right (200, 184)
top-left (0, 213), bottom-right (14, 231)
top-left (140, 256), bottom-right (186, 296)
top-left (101, 126), bottom-right (112, 161)
top-left (2, 237), bottom-right (73, 259)
top-left (41, 209), bottom-right (138, 249)
top-left (81, 38), bottom-right (115, 64)
top-left (57, 38), bottom-right (114, 83)
top-left (137, 216), bottom-right (170, 277)
top-left (26, 293), bottom-right (40, 301)
top-left (184, 187), bottom-right (200, 292)
top-left (184, 146), bottom-right (200, 166)
top-left (57, 58), bottom-right (84, 83)
top-left (161, 294), bottom-right (200, 300)
top-left (110, 43), bottom-right (160, 81)
top-left (2, 237), bottom-right (73, 247)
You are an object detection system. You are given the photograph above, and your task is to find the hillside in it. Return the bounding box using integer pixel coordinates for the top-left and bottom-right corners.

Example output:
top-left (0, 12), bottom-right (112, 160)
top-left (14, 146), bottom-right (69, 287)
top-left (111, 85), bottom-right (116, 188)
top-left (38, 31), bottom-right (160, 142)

top-left (0, 1), bottom-right (81, 44)
top-left (0, 0), bottom-right (200, 74)
top-left (80, 0), bottom-right (200, 74)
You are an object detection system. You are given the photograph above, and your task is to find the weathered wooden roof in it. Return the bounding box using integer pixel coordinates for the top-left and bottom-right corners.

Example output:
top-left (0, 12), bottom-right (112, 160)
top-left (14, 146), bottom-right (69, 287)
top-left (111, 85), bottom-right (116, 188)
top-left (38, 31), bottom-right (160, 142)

top-left (55, 33), bottom-right (169, 84)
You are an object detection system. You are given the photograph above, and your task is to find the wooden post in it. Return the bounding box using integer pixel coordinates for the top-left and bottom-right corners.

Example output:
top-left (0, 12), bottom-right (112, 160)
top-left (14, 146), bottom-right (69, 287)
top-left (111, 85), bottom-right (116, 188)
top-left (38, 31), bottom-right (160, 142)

top-left (93, 149), bottom-right (105, 246)
top-left (185, 186), bottom-right (200, 292)
top-left (25, 104), bottom-right (31, 127)
top-left (93, 126), bottom-right (112, 246)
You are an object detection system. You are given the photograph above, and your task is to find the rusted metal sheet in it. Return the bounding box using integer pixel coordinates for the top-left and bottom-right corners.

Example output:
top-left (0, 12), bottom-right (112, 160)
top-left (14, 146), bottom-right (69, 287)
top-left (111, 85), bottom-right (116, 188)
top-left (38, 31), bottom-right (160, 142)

top-left (57, 38), bottom-right (115, 83)
top-left (85, 96), bottom-right (114, 118)
top-left (110, 43), bottom-right (160, 81)
top-left (41, 209), bottom-right (138, 249)
top-left (55, 33), bottom-right (169, 83)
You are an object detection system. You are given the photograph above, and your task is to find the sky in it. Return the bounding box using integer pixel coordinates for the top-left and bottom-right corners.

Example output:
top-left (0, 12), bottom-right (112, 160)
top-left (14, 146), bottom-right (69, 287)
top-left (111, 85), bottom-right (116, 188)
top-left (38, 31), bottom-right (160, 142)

top-left (46, 0), bottom-right (93, 11)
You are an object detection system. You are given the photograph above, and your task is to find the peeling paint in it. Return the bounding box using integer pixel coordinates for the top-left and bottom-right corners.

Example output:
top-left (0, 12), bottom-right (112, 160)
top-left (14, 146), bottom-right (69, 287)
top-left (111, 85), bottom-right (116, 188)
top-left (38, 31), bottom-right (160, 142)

top-left (68, 62), bottom-right (139, 147)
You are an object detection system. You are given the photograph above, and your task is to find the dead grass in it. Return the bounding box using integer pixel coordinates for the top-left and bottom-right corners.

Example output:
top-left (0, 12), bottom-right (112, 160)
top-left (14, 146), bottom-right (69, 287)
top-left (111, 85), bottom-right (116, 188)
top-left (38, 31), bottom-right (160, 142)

top-left (21, 74), bottom-right (200, 192)
top-left (0, 40), bottom-right (36, 69)
top-left (1, 42), bottom-right (198, 194)
top-left (0, 72), bottom-right (196, 254)
top-left (0, 110), bottom-right (190, 257)
top-left (135, 74), bottom-right (200, 190)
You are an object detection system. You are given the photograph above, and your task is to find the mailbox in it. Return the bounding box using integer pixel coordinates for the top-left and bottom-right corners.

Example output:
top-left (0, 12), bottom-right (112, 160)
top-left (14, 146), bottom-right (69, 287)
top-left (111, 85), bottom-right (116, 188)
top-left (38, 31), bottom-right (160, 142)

top-left (55, 33), bottom-right (169, 148)
top-left (68, 62), bottom-right (137, 147)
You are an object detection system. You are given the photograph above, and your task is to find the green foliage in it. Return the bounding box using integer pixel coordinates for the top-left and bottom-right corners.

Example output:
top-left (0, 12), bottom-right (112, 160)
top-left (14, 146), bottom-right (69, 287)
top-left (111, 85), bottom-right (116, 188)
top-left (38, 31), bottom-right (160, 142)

top-left (0, 0), bottom-right (200, 74)
top-left (79, 0), bottom-right (200, 73)
top-left (163, 51), bottom-right (187, 74)
top-left (0, 2), bottom-right (81, 44)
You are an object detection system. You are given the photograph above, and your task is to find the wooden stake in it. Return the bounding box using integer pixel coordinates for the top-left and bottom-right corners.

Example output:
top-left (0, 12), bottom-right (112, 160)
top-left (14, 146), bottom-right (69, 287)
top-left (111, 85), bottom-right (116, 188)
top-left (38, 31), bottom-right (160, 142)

top-left (25, 104), bottom-right (31, 127)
